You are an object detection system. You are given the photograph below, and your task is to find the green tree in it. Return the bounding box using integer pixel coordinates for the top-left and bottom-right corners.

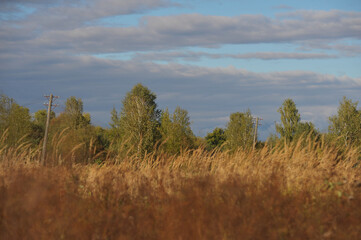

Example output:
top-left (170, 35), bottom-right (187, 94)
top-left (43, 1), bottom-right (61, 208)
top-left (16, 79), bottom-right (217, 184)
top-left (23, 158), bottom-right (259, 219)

top-left (276, 99), bottom-right (300, 142)
top-left (328, 97), bottom-right (361, 147)
top-left (159, 108), bottom-right (172, 146)
top-left (45, 96), bottom-right (104, 164)
top-left (294, 121), bottom-right (319, 141)
top-left (64, 96), bottom-right (90, 129)
top-left (29, 109), bottom-right (56, 145)
top-left (115, 83), bottom-right (160, 156)
top-left (266, 133), bottom-right (280, 148)
top-left (225, 109), bottom-right (254, 150)
top-left (205, 128), bottom-right (226, 150)
top-left (33, 109), bottom-right (55, 130)
top-left (172, 106), bottom-right (194, 149)
top-left (160, 107), bottom-right (194, 154)
top-left (0, 94), bottom-right (14, 128)
top-left (107, 107), bottom-right (122, 145)
top-left (49, 96), bottom-right (90, 135)
top-left (0, 94), bottom-right (32, 145)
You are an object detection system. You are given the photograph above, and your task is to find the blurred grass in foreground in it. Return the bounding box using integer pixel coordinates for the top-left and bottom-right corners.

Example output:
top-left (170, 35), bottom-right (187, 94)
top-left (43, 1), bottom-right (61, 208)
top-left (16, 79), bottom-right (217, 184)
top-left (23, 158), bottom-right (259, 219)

top-left (0, 136), bottom-right (361, 239)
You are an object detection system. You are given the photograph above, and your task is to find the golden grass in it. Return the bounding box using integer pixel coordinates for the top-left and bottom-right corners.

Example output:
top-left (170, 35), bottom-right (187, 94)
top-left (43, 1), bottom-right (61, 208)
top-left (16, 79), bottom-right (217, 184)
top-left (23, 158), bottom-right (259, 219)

top-left (0, 136), bottom-right (361, 239)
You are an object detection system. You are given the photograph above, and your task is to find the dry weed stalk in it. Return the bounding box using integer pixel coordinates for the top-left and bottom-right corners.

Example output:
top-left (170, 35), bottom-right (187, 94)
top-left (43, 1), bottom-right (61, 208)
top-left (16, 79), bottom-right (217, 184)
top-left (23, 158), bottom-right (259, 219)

top-left (0, 136), bottom-right (360, 239)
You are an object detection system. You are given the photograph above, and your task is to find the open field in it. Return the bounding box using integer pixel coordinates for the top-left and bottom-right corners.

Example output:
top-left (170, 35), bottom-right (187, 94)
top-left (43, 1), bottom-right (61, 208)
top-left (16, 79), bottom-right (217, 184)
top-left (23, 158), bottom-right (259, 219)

top-left (2, 1), bottom-right (361, 239)
top-left (1, 139), bottom-right (361, 240)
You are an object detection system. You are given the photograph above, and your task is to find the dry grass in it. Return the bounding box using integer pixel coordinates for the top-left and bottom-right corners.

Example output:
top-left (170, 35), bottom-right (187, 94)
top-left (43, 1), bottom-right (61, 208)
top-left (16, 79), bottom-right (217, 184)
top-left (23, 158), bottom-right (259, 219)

top-left (0, 136), bottom-right (361, 239)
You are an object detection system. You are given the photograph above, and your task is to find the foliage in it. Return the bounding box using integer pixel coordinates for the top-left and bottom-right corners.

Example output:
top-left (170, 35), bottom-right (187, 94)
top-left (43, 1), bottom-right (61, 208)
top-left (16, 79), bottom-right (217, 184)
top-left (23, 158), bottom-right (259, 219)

top-left (0, 94), bottom-right (14, 127)
top-left (276, 98), bottom-right (300, 142)
top-left (266, 133), bottom-right (279, 148)
top-left (205, 127), bottom-right (226, 150)
top-left (33, 109), bottom-right (55, 130)
top-left (1, 88), bottom-right (361, 165)
top-left (113, 83), bottom-right (161, 156)
top-left (42, 97), bottom-right (104, 164)
top-left (108, 107), bottom-right (122, 143)
top-left (0, 94), bottom-right (33, 145)
top-left (225, 109), bottom-right (254, 150)
top-left (29, 109), bottom-right (57, 144)
top-left (294, 121), bottom-right (319, 141)
top-left (159, 107), bottom-right (195, 154)
top-left (328, 96), bottom-right (361, 147)
top-left (64, 96), bottom-right (90, 129)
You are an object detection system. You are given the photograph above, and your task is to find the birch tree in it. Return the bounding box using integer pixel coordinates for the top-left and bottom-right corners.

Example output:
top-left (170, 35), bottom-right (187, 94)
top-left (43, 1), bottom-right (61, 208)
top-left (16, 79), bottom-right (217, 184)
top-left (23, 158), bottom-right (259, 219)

top-left (118, 84), bottom-right (160, 156)
top-left (328, 97), bottom-right (361, 147)
top-left (276, 98), bottom-right (300, 142)
top-left (225, 109), bottom-right (254, 150)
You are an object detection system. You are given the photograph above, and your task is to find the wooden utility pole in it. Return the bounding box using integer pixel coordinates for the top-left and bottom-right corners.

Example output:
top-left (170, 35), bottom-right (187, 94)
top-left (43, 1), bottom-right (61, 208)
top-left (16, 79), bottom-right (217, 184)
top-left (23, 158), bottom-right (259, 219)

top-left (41, 94), bottom-right (58, 166)
top-left (253, 117), bottom-right (262, 150)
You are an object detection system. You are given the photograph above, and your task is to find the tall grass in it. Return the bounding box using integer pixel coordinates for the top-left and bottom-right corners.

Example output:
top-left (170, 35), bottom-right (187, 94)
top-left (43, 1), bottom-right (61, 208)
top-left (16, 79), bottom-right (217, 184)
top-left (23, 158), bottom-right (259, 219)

top-left (0, 134), bottom-right (361, 239)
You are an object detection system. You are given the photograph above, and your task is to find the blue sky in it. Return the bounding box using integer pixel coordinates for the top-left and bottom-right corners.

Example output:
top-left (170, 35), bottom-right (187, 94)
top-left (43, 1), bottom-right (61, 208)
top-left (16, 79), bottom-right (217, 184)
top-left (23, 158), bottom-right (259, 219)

top-left (1, 0), bottom-right (361, 139)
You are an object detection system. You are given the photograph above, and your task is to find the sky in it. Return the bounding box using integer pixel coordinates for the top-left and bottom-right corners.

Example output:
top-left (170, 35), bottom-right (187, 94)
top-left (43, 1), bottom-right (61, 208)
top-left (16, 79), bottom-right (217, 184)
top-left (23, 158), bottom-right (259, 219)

top-left (1, 0), bottom-right (361, 139)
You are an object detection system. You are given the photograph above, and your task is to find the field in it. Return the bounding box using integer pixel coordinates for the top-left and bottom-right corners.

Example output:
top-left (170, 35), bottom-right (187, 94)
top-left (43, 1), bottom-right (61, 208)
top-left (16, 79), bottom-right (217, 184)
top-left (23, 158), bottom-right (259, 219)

top-left (1, 139), bottom-right (361, 239)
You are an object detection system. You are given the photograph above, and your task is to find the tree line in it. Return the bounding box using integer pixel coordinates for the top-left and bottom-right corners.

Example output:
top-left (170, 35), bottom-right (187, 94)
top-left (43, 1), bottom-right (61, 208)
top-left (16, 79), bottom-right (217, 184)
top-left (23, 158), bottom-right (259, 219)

top-left (1, 84), bottom-right (360, 163)
top-left (206, 96), bottom-right (361, 150)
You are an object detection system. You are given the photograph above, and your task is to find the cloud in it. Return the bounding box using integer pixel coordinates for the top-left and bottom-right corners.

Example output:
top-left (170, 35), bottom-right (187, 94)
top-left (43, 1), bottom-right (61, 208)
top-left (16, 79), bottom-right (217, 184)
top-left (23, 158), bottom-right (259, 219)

top-left (1, 0), bottom-right (173, 30)
top-left (131, 51), bottom-right (338, 61)
top-left (1, 0), bottom-right (61, 3)
top-left (2, 8), bottom-right (360, 56)
top-left (22, 10), bottom-right (360, 53)
top-left (298, 105), bottom-right (338, 128)
top-left (298, 40), bottom-right (361, 56)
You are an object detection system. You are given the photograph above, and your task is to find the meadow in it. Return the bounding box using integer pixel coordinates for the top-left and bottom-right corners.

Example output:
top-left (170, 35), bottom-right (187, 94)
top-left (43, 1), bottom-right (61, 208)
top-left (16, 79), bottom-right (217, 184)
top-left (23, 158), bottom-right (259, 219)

top-left (1, 136), bottom-right (361, 240)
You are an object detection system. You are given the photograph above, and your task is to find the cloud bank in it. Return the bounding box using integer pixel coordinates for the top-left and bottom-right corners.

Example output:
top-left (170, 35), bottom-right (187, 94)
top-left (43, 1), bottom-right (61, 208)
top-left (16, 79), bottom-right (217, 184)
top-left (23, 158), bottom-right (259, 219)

top-left (2, 7), bottom-right (361, 54)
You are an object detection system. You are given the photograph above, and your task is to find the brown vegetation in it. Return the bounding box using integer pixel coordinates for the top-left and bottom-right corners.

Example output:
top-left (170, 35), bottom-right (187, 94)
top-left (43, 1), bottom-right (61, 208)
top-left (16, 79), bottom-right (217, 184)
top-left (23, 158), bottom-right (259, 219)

top-left (0, 137), bottom-right (361, 239)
